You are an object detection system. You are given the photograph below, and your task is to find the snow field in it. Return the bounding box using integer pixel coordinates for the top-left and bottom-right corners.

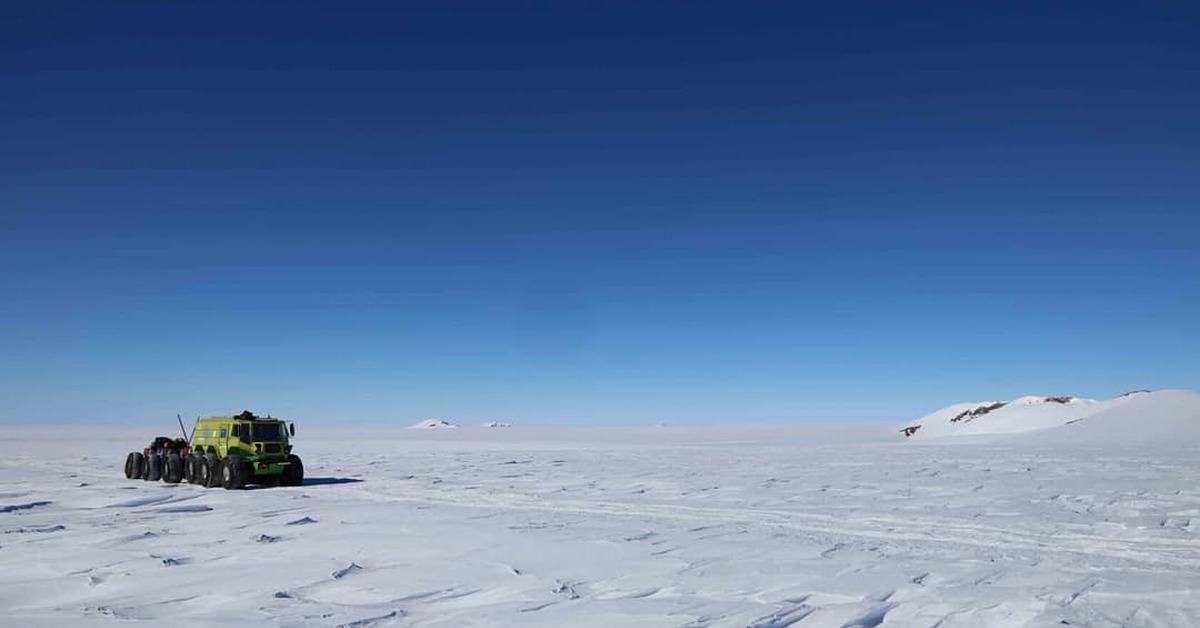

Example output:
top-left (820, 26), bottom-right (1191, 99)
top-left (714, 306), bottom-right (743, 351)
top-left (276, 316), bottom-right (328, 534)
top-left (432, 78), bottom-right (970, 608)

top-left (1, 418), bottom-right (1198, 627)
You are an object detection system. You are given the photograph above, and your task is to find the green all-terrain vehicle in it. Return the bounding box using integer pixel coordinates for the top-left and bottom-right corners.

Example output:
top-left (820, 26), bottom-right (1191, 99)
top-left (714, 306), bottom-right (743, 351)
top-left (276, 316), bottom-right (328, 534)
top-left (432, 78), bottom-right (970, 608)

top-left (123, 411), bottom-right (303, 489)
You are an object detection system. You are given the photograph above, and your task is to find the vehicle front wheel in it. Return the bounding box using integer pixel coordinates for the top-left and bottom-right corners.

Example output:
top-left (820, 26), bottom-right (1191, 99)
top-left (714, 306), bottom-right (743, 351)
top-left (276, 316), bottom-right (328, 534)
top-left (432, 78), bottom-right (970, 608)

top-left (220, 456), bottom-right (247, 490)
top-left (279, 455), bottom-right (304, 487)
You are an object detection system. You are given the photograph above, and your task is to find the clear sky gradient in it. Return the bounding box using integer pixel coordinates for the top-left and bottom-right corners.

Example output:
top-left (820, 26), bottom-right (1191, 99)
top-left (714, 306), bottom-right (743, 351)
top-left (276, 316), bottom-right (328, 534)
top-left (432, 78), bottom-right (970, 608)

top-left (3, 1), bottom-right (1197, 426)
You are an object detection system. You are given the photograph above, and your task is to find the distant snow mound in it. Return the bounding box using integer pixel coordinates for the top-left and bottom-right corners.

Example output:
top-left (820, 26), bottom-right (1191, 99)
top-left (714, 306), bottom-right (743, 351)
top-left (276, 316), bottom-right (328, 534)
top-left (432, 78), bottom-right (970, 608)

top-left (410, 419), bottom-right (457, 429)
top-left (481, 421), bottom-right (512, 428)
top-left (902, 389), bottom-right (1200, 442)
top-left (902, 395), bottom-right (1108, 439)
top-left (1020, 389), bottom-right (1200, 444)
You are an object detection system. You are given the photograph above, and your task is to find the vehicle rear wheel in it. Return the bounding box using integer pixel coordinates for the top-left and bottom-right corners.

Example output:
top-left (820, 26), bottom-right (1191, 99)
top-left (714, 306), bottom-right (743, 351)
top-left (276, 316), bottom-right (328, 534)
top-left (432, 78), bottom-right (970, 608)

top-left (164, 453), bottom-right (185, 484)
top-left (146, 454), bottom-right (163, 482)
top-left (124, 452), bottom-right (140, 479)
top-left (220, 455), bottom-right (247, 490)
top-left (202, 453), bottom-right (221, 488)
top-left (279, 454), bottom-right (304, 487)
top-left (183, 454), bottom-right (195, 483)
top-left (140, 454), bottom-right (150, 480)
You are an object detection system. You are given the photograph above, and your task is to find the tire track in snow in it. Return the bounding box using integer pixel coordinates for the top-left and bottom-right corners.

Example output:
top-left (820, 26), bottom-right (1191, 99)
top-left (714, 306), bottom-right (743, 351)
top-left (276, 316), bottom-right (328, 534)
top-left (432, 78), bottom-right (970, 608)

top-left (349, 485), bottom-right (1200, 570)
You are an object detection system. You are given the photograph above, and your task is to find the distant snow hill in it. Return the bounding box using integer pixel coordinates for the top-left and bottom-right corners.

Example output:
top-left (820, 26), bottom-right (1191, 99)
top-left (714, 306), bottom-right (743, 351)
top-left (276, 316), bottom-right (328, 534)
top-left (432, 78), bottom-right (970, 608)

top-left (409, 419), bottom-right (457, 429)
top-left (481, 421), bottom-right (512, 428)
top-left (901, 389), bottom-right (1200, 442)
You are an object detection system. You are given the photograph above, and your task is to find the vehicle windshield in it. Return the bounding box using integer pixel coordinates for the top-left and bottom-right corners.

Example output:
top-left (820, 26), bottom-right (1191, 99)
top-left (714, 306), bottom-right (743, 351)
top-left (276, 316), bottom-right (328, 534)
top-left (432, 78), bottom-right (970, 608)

top-left (252, 423), bottom-right (284, 441)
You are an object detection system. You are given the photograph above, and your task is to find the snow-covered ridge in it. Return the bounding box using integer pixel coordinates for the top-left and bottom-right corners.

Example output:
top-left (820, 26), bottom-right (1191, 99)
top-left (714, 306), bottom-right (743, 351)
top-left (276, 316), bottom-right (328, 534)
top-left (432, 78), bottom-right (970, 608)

top-left (901, 389), bottom-right (1197, 440)
top-left (409, 419), bottom-right (457, 429)
top-left (408, 420), bottom-right (513, 428)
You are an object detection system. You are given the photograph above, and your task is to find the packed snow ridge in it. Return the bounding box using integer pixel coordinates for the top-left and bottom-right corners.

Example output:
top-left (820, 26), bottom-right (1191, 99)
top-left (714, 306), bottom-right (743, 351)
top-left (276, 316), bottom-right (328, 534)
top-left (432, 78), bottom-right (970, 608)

top-left (901, 388), bottom-right (1199, 440)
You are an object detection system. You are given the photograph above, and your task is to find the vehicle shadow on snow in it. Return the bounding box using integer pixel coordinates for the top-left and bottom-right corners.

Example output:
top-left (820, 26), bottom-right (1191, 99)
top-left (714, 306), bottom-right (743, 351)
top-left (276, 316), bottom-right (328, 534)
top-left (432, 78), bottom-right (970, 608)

top-left (300, 477), bottom-right (364, 487)
top-left (240, 477), bottom-right (364, 490)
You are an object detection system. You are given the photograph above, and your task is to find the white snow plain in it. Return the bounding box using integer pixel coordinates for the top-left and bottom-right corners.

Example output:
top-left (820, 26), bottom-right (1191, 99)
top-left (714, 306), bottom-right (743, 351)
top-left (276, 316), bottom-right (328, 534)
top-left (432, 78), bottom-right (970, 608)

top-left (2, 390), bottom-right (1199, 627)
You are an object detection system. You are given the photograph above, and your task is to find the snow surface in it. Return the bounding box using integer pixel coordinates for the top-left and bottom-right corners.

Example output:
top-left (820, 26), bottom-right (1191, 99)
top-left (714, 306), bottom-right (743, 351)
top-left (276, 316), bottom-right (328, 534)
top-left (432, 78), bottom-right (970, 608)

top-left (2, 393), bottom-right (1200, 627)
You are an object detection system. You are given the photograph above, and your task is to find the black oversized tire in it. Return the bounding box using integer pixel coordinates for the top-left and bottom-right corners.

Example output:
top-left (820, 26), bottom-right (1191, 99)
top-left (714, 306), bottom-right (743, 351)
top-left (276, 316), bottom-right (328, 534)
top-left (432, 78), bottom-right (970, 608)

top-left (141, 454), bottom-right (151, 480)
top-left (124, 452), bottom-right (142, 479)
top-left (146, 454), bottom-right (163, 482)
top-left (196, 454), bottom-right (210, 486)
top-left (279, 454), bottom-right (304, 487)
top-left (187, 454), bottom-right (205, 484)
top-left (202, 453), bottom-right (221, 488)
top-left (183, 454), bottom-right (195, 484)
top-left (164, 453), bottom-right (185, 484)
top-left (194, 454), bottom-right (208, 485)
top-left (220, 455), bottom-right (247, 490)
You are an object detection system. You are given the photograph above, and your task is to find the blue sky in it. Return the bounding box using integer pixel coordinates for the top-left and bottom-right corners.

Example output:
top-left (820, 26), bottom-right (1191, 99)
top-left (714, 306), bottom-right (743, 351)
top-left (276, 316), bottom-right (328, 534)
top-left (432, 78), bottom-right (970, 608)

top-left (3, 1), bottom-right (1197, 426)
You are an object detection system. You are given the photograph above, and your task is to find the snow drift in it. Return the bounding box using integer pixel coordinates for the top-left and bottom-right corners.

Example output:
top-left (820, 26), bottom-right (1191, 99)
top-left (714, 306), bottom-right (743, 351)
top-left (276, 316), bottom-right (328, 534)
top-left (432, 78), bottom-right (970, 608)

top-left (902, 389), bottom-right (1198, 441)
top-left (409, 419), bottom-right (457, 429)
top-left (1023, 388), bottom-right (1200, 444)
